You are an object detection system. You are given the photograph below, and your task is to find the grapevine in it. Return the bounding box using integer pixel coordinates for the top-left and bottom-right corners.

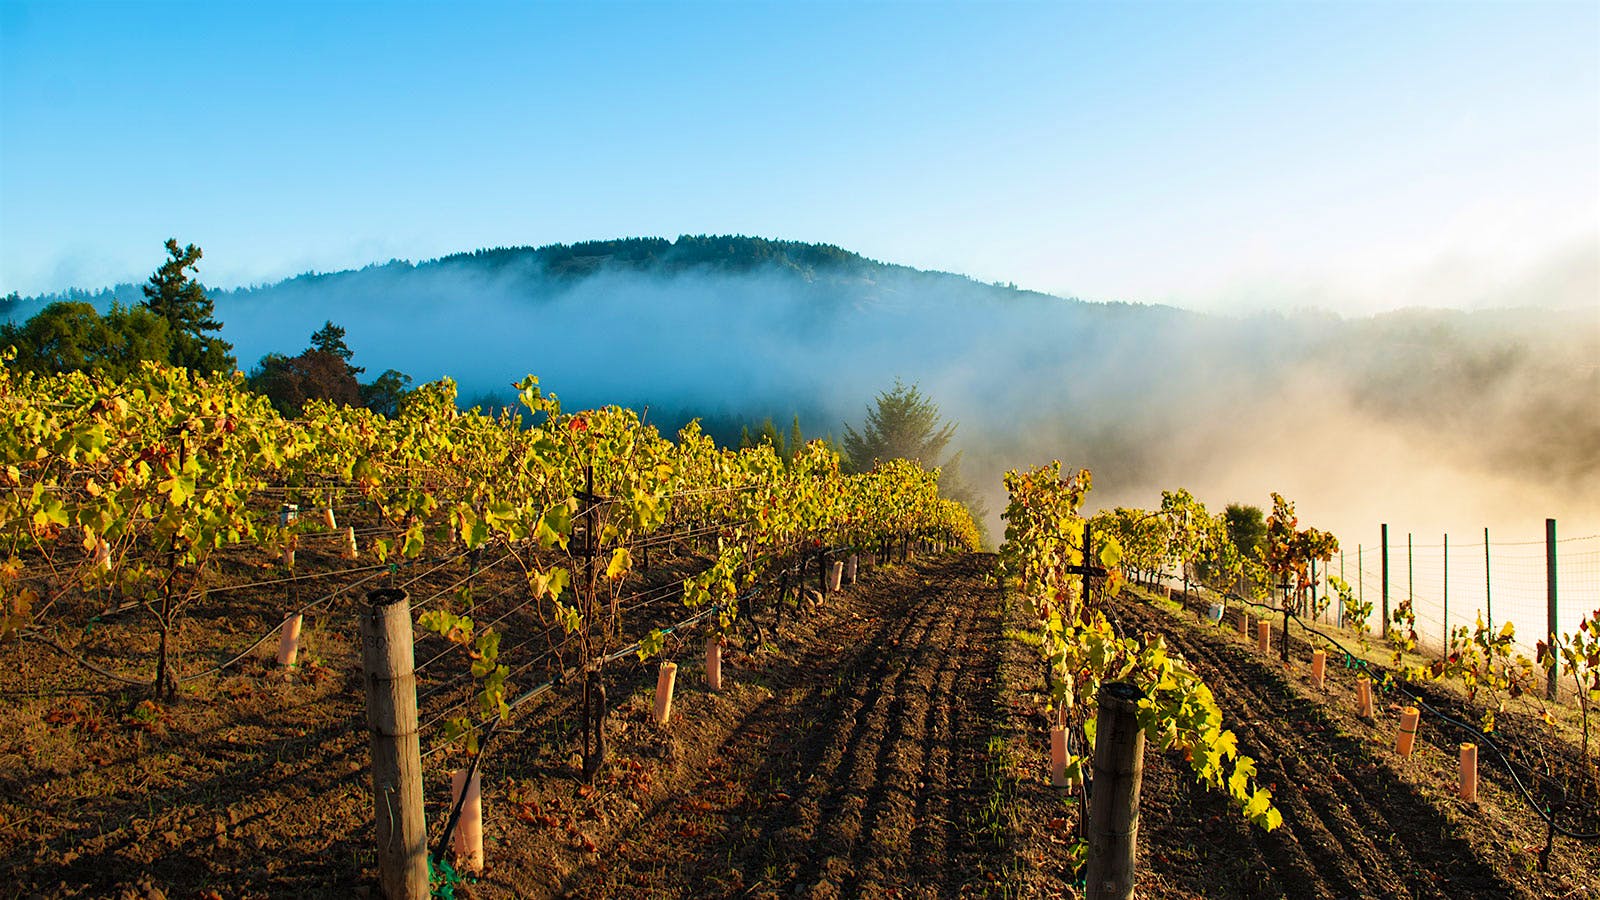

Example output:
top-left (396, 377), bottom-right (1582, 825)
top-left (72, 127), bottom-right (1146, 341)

top-left (1, 357), bottom-right (978, 778)
top-left (997, 462), bottom-right (1282, 871)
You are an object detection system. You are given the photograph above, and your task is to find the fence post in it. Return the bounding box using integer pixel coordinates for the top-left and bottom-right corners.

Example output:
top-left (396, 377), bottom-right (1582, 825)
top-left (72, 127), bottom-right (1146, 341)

top-left (1407, 532), bottom-right (1413, 624)
top-left (1381, 525), bottom-right (1390, 637)
top-left (1484, 527), bottom-right (1492, 633)
top-left (359, 588), bottom-right (428, 900)
top-left (1547, 518), bottom-right (1558, 700)
top-left (1086, 681), bottom-right (1146, 900)
top-left (1442, 533), bottom-right (1449, 658)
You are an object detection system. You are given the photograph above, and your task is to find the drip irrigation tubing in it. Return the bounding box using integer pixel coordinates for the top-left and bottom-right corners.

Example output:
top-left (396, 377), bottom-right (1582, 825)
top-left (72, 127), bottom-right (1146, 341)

top-left (1212, 590), bottom-right (1600, 840)
top-left (19, 633), bottom-right (153, 686)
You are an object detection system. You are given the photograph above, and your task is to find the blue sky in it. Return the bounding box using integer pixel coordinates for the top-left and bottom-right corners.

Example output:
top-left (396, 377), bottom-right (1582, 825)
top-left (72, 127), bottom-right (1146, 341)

top-left (2, 0), bottom-right (1596, 313)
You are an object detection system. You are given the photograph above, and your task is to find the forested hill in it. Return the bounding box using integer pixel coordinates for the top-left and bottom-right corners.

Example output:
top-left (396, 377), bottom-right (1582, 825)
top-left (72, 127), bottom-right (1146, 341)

top-left (2, 235), bottom-right (1069, 319)
top-left (435, 236), bottom-right (902, 281)
top-left (3, 235), bottom-right (1596, 543)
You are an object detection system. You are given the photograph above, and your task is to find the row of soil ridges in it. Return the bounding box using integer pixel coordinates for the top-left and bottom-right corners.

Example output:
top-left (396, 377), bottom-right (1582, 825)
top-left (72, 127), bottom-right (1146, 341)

top-left (1, 511), bottom-right (732, 899)
top-left (7, 549), bottom-right (1597, 898)
top-left (2, 549), bottom-right (1015, 899)
top-left (1101, 586), bottom-right (1600, 899)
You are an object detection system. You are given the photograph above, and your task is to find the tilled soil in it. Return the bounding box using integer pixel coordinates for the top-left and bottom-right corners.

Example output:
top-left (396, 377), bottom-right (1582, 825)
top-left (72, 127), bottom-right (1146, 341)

top-left (2, 551), bottom-right (1017, 899)
top-left (1113, 597), bottom-right (1515, 898)
top-left (6, 551), bottom-right (1597, 899)
top-left (1109, 591), bottom-right (1600, 900)
top-left (549, 553), bottom-right (1006, 899)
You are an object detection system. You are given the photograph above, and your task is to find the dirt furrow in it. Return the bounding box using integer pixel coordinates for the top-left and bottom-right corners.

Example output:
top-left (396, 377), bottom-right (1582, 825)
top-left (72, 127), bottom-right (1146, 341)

top-left (844, 578), bottom-right (983, 896)
top-left (554, 553), bottom-right (1003, 899)
top-left (1115, 595), bottom-right (1520, 899)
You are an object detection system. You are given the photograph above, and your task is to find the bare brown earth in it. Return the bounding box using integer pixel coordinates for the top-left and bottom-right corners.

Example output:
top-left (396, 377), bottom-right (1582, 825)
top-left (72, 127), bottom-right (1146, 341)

top-left (4, 549), bottom-right (1598, 899)
top-left (1102, 585), bottom-right (1600, 900)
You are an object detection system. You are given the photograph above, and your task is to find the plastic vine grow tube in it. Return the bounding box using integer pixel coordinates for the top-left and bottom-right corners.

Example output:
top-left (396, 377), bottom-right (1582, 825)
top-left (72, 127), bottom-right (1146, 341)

top-left (1395, 706), bottom-right (1421, 756)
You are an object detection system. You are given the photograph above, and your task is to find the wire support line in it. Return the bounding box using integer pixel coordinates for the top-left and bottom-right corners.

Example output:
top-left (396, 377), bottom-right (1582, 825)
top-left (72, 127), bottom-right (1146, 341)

top-left (418, 603), bottom-right (724, 759)
top-left (414, 571), bottom-right (727, 729)
top-left (411, 581), bottom-right (537, 679)
top-left (417, 644), bottom-right (566, 735)
top-left (180, 565), bottom-right (402, 683)
top-left (656, 485), bottom-right (761, 502)
top-left (396, 548), bottom-right (484, 592)
top-left (627, 519), bottom-right (754, 551)
top-left (192, 562), bottom-right (391, 597)
top-left (405, 551), bottom-right (516, 618)
top-left (617, 576), bottom-right (699, 617)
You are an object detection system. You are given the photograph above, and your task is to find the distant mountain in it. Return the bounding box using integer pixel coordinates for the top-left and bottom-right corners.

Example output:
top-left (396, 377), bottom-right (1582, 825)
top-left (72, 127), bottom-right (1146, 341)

top-left (6, 235), bottom-right (1597, 539)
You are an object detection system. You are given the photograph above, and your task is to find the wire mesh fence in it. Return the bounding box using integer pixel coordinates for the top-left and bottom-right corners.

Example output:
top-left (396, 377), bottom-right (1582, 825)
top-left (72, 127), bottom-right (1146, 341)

top-left (1324, 523), bottom-right (1598, 661)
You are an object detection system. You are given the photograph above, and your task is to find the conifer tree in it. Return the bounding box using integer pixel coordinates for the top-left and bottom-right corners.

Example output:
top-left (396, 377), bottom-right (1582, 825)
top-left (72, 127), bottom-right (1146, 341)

top-left (140, 239), bottom-right (235, 373)
top-left (841, 379), bottom-right (955, 472)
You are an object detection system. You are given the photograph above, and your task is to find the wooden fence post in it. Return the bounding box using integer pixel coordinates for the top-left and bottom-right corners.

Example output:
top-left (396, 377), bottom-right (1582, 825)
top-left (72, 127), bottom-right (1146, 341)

top-left (1086, 681), bottom-right (1146, 900)
top-left (360, 588), bottom-right (428, 900)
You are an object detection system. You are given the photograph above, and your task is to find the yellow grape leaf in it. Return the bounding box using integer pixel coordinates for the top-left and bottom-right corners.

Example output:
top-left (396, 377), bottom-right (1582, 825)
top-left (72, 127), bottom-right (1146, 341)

top-left (605, 547), bottom-right (631, 581)
top-left (402, 522), bottom-right (425, 558)
top-left (528, 566), bottom-right (570, 602)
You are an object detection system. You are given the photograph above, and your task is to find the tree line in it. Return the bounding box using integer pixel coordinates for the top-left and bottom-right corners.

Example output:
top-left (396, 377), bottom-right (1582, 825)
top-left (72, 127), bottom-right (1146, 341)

top-left (5, 240), bottom-right (988, 540)
top-left (1, 239), bottom-right (414, 417)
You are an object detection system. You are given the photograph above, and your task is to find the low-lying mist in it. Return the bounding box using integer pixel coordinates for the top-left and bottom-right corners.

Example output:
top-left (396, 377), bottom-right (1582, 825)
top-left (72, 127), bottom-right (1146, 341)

top-left (9, 246), bottom-right (1597, 548)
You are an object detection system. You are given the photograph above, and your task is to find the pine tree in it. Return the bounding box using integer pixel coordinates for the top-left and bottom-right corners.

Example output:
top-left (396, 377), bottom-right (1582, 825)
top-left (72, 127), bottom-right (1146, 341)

top-left (843, 379), bottom-right (988, 542)
top-left (309, 320), bottom-right (364, 376)
top-left (758, 418), bottom-right (783, 454)
top-left (841, 379), bottom-right (956, 472)
top-left (140, 239), bottom-right (235, 373)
